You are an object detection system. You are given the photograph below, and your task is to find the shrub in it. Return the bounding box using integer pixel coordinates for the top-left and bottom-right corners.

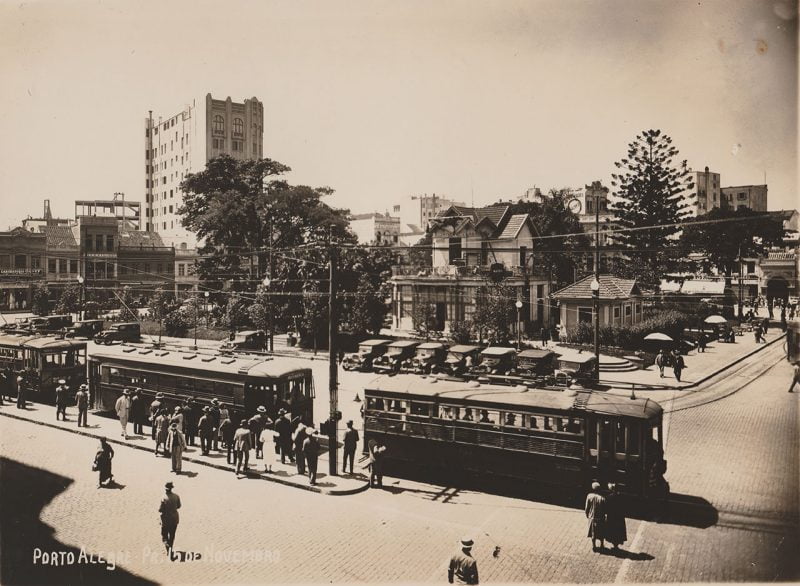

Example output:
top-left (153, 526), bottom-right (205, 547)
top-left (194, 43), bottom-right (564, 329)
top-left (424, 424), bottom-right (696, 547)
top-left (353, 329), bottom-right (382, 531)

top-left (164, 309), bottom-right (190, 337)
top-left (563, 309), bottom-right (692, 351)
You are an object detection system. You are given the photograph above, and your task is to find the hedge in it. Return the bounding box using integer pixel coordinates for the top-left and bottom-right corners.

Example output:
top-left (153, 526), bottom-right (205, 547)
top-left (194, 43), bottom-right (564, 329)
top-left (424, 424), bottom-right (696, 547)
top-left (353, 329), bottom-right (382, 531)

top-left (563, 310), bottom-right (692, 351)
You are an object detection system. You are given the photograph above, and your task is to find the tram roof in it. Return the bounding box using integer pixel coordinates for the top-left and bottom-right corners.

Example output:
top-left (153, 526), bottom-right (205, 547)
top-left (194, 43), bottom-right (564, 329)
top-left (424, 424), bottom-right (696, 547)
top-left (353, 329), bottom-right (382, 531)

top-left (582, 393), bottom-right (663, 419)
top-left (89, 344), bottom-right (311, 377)
top-left (0, 333), bottom-right (86, 350)
top-left (417, 342), bottom-right (446, 350)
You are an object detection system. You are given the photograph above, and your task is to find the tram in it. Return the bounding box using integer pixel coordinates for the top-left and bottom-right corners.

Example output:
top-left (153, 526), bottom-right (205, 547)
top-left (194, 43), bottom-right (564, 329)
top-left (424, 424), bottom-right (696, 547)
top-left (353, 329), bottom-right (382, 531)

top-left (0, 333), bottom-right (87, 402)
top-left (88, 344), bottom-right (315, 423)
top-left (788, 321), bottom-right (800, 364)
top-left (362, 376), bottom-right (669, 502)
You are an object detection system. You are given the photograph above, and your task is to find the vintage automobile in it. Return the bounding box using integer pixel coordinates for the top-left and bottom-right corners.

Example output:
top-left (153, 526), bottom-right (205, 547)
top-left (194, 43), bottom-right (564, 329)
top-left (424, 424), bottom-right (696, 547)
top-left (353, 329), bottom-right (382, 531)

top-left (63, 319), bottom-right (104, 339)
top-left (442, 344), bottom-right (484, 376)
top-left (470, 346), bottom-right (517, 377)
top-left (220, 330), bottom-right (267, 352)
top-left (553, 352), bottom-right (598, 386)
top-left (1, 316), bottom-right (33, 332)
top-left (342, 339), bottom-right (391, 372)
top-left (400, 342), bottom-right (447, 374)
top-left (373, 340), bottom-right (420, 374)
top-left (94, 322), bottom-right (141, 345)
top-left (512, 349), bottom-right (557, 380)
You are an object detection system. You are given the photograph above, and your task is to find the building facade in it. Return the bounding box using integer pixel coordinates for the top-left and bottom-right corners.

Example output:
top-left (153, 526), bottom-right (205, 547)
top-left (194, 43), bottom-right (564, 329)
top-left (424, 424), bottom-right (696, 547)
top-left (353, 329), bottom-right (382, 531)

top-left (349, 212), bottom-right (401, 245)
top-left (145, 93), bottom-right (264, 247)
top-left (0, 227), bottom-right (46, 311)
top-left (690, 167), bottom-right (721, 216)
top-left (552, 275), bottom-right (643, 331)
top-left (720, 185), bottom-right (768, 212)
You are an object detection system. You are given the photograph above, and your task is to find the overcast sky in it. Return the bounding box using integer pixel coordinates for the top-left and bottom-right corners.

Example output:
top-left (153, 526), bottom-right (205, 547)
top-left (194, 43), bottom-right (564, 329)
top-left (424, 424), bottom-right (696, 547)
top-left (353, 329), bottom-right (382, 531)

top-left (0, 0), bottom-right (797, 228)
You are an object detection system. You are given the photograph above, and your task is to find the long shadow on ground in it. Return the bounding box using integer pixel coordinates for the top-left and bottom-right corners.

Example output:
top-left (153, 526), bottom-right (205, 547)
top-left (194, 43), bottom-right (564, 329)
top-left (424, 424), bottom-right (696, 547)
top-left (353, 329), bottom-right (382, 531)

top-left (0, 457), bottom-right (155, 586)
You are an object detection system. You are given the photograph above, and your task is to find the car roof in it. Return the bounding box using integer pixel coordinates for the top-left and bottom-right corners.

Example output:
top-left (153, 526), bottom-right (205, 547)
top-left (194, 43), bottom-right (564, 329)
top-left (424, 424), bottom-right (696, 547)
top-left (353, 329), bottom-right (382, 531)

top-left (480, 346), bottom-right (516, 357)
top-left (448, 345), bottom-right (482, 353)
top-left (517, 349), bottom-right (556, 359)
top-left (359, 339), bottom-right (391, 347)
top-left (417, 342), bottom-right (446, 350)
top-left (387, 340), bottom-right (419, 348)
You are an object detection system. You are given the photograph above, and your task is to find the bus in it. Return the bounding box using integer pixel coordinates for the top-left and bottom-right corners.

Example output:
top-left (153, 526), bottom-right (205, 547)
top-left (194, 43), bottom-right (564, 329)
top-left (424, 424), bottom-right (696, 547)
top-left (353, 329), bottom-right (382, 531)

top-left (0, 333), bottom-right (87, 402)
top-left (88, 344), bottom-right (314, 424)
top-left (362, 376), bottom-right (668, 503)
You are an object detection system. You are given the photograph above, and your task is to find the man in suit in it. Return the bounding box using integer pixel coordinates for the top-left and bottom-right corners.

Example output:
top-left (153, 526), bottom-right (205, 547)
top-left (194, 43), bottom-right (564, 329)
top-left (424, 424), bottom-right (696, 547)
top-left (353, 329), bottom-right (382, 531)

top-left (149, 393), bottom-right (163, 439)
top-left (275, 409), bottom-right (293, 464)
top-left (159, 482), bottom-right (181, 556)
top-left (342, 420), bottom-right (360, 474)
top-left (55, 379), bottom-right (69, 421)
top-left (303, 428), bottom-right (320, 485)
top-left (198, 407), bottom-right (214, 456)
top-left (233, 420), bottom-right (252, 476)
top-left (75, 383), bottom-right (89, 427)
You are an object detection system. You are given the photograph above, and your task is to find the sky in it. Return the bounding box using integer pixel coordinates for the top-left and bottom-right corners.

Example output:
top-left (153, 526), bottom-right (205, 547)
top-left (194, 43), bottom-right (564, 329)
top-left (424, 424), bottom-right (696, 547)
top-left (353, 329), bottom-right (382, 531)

top-left (0, 0), bottom-right (797, 229)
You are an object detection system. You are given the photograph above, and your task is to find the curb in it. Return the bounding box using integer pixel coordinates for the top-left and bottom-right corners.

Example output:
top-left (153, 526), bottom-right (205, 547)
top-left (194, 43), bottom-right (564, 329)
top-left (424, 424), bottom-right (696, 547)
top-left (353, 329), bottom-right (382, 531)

top-left (0, 410), bottom-right (370, 496)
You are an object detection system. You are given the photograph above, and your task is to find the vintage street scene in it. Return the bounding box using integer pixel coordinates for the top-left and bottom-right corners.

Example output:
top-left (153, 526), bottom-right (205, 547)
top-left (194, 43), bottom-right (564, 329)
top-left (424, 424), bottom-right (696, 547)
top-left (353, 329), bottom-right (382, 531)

top-left (0, 1), bottom-right (798, 585)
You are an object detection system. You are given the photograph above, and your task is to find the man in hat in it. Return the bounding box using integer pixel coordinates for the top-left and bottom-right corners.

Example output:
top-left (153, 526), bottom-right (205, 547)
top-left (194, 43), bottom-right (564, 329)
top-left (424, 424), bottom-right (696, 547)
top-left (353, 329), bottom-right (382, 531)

top-left (55, 379), bottom-right (69, 421)
top-left (15, 374), bottom-right (25, 409)
top-left (183, 397), bottom-right (198, 446)
top-left (209, 398), bottom-right (221, 451)
top-left (115, 389), bottom-right (132, 439)
top-left (219, 413), bottom-right (235, 464)
top-left (130, 388), bottom-right (146, 435)
top-left (275, 409), bottom-right (293, 464)
top-left (154, 408), bottom-right (170, 456)
top-left (233, 419), bottom-right (252, 476)
top-left (303, 428), bottom-right (321, 485)
top-left (150, 393), bottom-right (164, 439)
top-left (448, 537), bottom-right (479, 584)
top-left (198, 406), bottom-right (214, 456)
top-left (342, 420), bottom-right (359, 475)
top-left (158, 481), bottom-right (181, 556)
top-left (585, 481), bottom-right (607, 552)
top-left (292, 423), bottom-right (308, 475)
top-left (168, 422), bottom-right (187, 474)
top-left (75, 383), bottom-right (89, 427)
top-left (249, 407), bottom-right (267, 459)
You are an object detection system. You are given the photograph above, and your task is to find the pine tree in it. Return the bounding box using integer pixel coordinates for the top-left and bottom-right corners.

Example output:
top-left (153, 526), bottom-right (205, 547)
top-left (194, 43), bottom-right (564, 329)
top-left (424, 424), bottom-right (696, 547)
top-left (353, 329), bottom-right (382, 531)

top-left (609, 129), bottom-right (694, 288)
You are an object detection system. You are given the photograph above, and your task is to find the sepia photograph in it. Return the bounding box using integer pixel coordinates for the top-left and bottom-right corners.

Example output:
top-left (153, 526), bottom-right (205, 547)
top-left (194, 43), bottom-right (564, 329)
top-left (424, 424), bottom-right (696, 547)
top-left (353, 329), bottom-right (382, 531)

top-left (0, 1), bottom-right (797, 584)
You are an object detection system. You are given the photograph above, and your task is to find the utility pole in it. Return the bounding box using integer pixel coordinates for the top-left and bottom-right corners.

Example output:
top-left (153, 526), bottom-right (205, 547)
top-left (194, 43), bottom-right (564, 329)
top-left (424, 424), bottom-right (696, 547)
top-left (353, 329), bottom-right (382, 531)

top-left (328, 225), bottom-right (339, 476)
top-left (592, 188), bottom-right (601, 382)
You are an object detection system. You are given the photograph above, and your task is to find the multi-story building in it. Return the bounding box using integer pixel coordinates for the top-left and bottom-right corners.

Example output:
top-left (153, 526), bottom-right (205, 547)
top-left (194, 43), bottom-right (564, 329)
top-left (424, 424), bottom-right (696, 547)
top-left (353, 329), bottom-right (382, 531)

top-left (389, 204), bottom-right (550, 334)
top-left (689, 166), bottom-right (721, 216)
top-left (349, 212), bottom-right (401, 245)
top-left (75, 197), bottom-right (142, 230)
top-left (720, 184), bottom-right (768, 212)
top-left (144, 93), bottom-right (264, 247)
top-left (0, 227), bottom-right (46, 311)
top-left (409, 194), bottom-right (466, 229)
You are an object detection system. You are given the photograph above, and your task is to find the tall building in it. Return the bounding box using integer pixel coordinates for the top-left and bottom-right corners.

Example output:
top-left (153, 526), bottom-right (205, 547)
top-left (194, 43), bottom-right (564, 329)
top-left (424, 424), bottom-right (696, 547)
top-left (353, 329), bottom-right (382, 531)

top-left (145, 93), bottom-right (264, 247)
top-left (720, 184), bottom-right (768, 212)
top-left (690, 166), bottom-right (721, 216)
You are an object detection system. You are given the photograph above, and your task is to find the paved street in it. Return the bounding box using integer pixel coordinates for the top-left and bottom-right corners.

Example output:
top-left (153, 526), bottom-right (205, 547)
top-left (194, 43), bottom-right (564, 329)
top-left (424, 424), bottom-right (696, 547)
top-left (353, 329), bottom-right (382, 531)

top-left (1, 337), bottom-right (798, 584)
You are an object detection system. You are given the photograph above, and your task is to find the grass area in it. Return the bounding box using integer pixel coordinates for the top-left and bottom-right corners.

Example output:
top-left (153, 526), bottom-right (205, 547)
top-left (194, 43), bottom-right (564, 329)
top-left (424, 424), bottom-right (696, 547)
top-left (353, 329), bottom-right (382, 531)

top-left (138, 319), bottom-right (231, 341)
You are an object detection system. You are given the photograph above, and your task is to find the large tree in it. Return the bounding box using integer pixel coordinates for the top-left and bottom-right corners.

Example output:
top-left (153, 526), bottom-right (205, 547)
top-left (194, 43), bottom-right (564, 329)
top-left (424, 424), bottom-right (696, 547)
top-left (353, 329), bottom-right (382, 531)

top-left (472, 282), bottom-right (516, 345)
top-left (54, 284), bottom-right (81, 316)
top-left (31, 284), bottom-right (51, 316)
top-left (609, 129), bottom-right (695, 288)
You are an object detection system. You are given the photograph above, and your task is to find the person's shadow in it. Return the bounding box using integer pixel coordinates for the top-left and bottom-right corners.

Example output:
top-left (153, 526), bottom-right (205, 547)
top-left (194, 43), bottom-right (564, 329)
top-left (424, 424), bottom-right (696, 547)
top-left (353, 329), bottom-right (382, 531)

top-left (599, 547), bottom-right (654, 561)
top-left (101, 479), bottom-right (126, 490)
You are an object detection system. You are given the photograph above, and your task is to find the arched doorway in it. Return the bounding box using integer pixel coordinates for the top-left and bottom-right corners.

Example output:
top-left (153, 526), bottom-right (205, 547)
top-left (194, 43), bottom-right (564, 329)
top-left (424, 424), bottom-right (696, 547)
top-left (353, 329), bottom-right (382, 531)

top-left (766, 276), bottom-right (790, 317)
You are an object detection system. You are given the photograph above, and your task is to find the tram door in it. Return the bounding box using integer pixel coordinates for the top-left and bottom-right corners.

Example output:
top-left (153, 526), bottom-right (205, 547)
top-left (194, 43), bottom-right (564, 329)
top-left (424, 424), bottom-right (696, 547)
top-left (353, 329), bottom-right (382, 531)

top-left (587, 416), bottom-right (616, 484)
top-left (244, 378), bottom-right (276, 417)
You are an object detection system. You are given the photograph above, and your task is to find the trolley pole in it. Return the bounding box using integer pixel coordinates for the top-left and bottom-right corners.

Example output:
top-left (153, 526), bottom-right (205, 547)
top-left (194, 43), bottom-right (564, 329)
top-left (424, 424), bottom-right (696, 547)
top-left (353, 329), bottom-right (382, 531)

top-left (328, 225), bottom-right (339, 476)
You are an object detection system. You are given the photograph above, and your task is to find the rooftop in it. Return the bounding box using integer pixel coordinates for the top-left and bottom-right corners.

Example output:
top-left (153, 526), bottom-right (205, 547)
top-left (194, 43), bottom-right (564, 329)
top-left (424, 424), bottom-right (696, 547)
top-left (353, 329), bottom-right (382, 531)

top-left (552, 274), bottom-right (640, 300)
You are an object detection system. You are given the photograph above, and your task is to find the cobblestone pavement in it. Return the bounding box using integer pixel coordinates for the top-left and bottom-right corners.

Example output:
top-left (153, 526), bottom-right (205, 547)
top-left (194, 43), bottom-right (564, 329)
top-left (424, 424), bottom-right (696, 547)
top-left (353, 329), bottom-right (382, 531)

top-left (1, 341), bottom-right (797, 584)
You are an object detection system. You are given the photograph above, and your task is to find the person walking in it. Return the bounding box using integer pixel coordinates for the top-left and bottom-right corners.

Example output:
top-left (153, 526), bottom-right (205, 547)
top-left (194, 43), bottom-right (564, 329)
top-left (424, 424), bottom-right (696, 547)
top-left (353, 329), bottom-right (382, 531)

top-left (275, 409), bottom-right (293, 464)
top-left (170, 406), bottom-right (184, 434)
top-left (198, 406), bottom-right (214, 456)
top-left (603, 483), bottom-right (627, 551)
top-left (447, 537), bottom-right (479, 585)
top-left (259, 422), bottom-right (278, 473)
top-left (15, 375), bottom-right (25, 409)
top-left (183, 398), bottom-right (198, 447)
top-left (55, 379), bottom-right (69, 421)
top-left (293, 423), bottom-right (308, 475)
top-left (655, 349), bottom-right (667, 378)
top-left (75, 383), bottom-right (89, 427)
top-left (540, 327), bottom-right (550, 349)
top-left (130, 389), bottom-right (146, 435)
top-left (159, 482), bottom-right (181, 557)
top-left (209, 399), bottom-right (221, 451)
top-left (93, 437), bottom-right (115, 488)
top-left (342, 420), bottom-right (359, 475)
top-left (789, 362), bottom-right (800, 393)
top-left (219, 415), bottom-right (235, 464)
top-left (672, 351), bottom-right (686, 382)
top-left (249, 407), bottom-right (267, 459)
top-left (168, 422), bottom-right (187, 474)
top-left (155, 409), bottom-right (170, 457)
top-left (149, 393), bottom-right (163, 439)
top-left (697, 333), bottom-right (707, 353)
top-left (233, 420), bottom-right (252, 476)
top-left (368, 440), bottom-right (386, 488)
top-left (303, 428), bottom-right (320, 485)
top-left (115, 389), bottom-right (132, 439)
top-left (2, 365), bottom-right (14, 402)
top-left (585, 481), bottom-right (607, 551)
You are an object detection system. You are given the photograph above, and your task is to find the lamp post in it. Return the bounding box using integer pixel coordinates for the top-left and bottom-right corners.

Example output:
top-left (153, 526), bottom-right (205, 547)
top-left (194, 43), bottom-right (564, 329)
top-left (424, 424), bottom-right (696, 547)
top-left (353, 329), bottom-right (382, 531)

top-left (590, 277), bottom-right (600, 382)
top-left (515, 300), bottom-right (523, 350)
top-left (262, 276), bottom-right (272, 352)
top-left (736, 246), bottom-right (743, 319)
top-left (204, 291), bottom-right (210, 329)
top-left (76, 275), bottom-right (85, 321)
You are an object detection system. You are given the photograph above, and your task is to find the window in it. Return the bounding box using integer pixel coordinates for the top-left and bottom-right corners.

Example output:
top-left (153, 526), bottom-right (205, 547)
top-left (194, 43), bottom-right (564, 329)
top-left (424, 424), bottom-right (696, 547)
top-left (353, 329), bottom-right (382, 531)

top-left (448, 237), bottom-right (462, 264)
top-left (69, 260), bottom-right (78, 273)
top-left (738, 192), bottom-right (747, 200)
top-left (519, 246), bottom-right (527, 268)
top-left (32, 256), bottom-right (41, 270)
top-left (170, 189), bottom-right (173, 198)
top-left (58, 259), bottom-right (66, 274)
top-left (213, 115), bottom-right (224, 134)
top-left (106, 235), bottom-right (114, 251)
top-left (178, 264), bottom-right (185, 277)
top-left (84, 236), bottom-right (92, 251)
top-left (613, 306), bottom-right (621, 319)
top-left (48, 259), bottom-right (56, 273)
top-left (625, 305), bottom-right (632, 317)
top-left (233, 118), bottom-right (243, 137)
top-left (169, 205), bottom-right (173, 213)
top-left (95, 235), bottom-right (103, 251)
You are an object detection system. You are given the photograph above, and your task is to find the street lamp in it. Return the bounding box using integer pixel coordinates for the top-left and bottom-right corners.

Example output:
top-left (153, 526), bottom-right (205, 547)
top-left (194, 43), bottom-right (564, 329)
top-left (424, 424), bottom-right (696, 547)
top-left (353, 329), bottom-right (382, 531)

top-left (263, 276), bottom-right (272, 352)
top-left (204, 291), bottom-right (210, 329)
top-left (515, 300), bottom-right (523, 350)
top-left (76, 275), bottom-right (85, 321)
top-left (590, 277), bottom-right (600, 382)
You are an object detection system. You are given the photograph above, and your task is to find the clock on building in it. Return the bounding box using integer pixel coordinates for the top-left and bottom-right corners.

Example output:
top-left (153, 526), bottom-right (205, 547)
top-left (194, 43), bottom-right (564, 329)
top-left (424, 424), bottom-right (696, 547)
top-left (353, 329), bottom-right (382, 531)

top-left (567, 198), bottom-right (583, 214)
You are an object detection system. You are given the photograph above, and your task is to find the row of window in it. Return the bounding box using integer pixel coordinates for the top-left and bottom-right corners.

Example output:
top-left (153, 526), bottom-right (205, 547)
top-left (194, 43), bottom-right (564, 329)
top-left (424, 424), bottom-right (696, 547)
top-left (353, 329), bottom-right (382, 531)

top-left (213, 116), bottom-right (245, 137)
top-left (0, 254), bottom-right (42, 270)
top-left (84, 235), bottom-right (115, 252)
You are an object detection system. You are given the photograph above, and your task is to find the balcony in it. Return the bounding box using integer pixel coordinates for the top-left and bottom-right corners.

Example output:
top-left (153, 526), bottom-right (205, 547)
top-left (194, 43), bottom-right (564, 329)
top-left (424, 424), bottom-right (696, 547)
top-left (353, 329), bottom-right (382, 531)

top-left (391, 264), bottom-right (529, 279)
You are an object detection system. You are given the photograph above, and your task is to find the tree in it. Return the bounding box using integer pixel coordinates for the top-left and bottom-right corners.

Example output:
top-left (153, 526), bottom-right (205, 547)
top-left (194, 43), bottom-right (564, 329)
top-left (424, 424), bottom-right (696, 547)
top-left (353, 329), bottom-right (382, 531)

top-left (411, 301), bottom-right (437, 340)
top-left (164, 309), bottom-right (189, 337)
top-left (149, 287), bottom-right (173, 344)
top-left (338, 246), bottom-right (395, 337)
top-left (31, 284), bottom-right (51, 316)
top-left (298, 281), bottom-right (328, 351)
top-left (609, 129), bottom-right (695, 288)
top-left (449, 320), bottom-right (474, 344)
top-left (117, 286), bottom-right (138, 322)
top-left (54, 284), bottom-right (81, 316)
top-left (222, 295), bottom-right (250, 333)
top-left (472, 282), bottom-right (515, 344)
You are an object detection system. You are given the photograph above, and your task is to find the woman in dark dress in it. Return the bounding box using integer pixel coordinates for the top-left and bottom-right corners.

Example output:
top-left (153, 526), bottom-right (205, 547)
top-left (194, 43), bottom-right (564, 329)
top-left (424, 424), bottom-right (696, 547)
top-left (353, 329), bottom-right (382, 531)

top-left (604, 483), bottom-right (627, 550)
top-left (94, 438), bottom-right (115, 488)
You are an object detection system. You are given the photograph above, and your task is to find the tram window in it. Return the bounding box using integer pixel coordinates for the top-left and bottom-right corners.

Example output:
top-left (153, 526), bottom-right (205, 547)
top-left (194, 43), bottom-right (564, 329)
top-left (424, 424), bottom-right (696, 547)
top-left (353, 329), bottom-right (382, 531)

top-left (159, 375), bottom-right (178, 390)
top-left (410, 402), bottom-right (432, 417)
top-left (543, 416), bottom-right (552, 430)
top-left (389, 400), bottom-right (406, 413)
top-left (366, 397), bottom-right (385, 411)
top-left (460, 407), bottom-right (475, 422)
top-left (215, 382), bottom-right (234, 397)
top-left (563, 418), bottom-right (583, 435)
top-left (628, 424), bottom-right (640, 455)
top-left (478, 409), bottom-right (498, 424)
top-left (438, 405), bottom-right (458, 420)
top-left (195, 380), bottom-right (214, 395)
top-left (528, 415), bottom-right (539, 429)
top-left (175, 377), bottom-right (193, 393)
top-left (504, 412), bottom-right (523, 428)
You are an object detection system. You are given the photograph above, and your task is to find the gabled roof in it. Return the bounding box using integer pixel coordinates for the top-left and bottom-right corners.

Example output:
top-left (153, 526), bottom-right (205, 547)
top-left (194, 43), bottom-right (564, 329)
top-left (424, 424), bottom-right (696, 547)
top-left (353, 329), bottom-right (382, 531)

top-left (436, 204), bottom-right (511, 237)
top-left (41, 225), bottom-right (78, 248)
top-left (552, 275), bottom-right (640, 300)
top-left (497, 214), bottom-right (530, 240)
top-left (119, 230), bottom-right (167, 248)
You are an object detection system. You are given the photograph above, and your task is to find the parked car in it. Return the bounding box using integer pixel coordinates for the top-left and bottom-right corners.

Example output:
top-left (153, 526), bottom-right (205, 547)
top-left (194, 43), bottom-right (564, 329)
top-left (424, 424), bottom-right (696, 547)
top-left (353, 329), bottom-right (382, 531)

top-left (32, 314), bottom-right (74, 334)
top-left (400, 342), bottom-right (447, 374)
top-left (511, 349), bottom-right (557, 379)
top-left (1, 316), bottom-right (32, 332)
top-left (372, 340), bottom-right (420, 374)
top-left (64, 319), bottom-right (104, 339)
top-left (442, 344), bottom-right (484, 376)
top-left (470, 347), bottom-right (517, 377)
top-left (220, 330), bottom-right (267, 352)
top-left (342, 339), bottom-right (391, 372)
top-left (554, 352), bottom-right (598, 386)
top-left (94, 322), bottom-right (141, 345)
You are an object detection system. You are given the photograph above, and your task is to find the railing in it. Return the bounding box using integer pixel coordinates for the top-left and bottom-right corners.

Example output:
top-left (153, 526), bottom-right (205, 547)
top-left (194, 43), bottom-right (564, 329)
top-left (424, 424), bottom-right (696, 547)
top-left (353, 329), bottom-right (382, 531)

top-left (391, 264), bottom-right (529, 278)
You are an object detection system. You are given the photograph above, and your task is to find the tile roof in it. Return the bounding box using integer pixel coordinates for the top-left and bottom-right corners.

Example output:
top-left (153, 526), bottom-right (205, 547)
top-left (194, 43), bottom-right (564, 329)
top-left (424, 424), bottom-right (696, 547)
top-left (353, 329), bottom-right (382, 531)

top-left (497, 214), bottom-right (529, 240)
top-left (118, 230), bottom-right (167, 248)
top-left (40, 225), bottom-right (77, 248)
top-left (445, 204), bottom-right (509, 229)
top-left (553, 274), bottom-right (640, 300)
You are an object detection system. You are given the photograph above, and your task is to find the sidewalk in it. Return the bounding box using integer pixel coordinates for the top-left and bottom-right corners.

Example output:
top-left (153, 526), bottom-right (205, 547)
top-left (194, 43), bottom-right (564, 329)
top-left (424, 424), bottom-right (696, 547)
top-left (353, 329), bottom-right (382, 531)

top-left (0, 401), bottom-right (370, 496)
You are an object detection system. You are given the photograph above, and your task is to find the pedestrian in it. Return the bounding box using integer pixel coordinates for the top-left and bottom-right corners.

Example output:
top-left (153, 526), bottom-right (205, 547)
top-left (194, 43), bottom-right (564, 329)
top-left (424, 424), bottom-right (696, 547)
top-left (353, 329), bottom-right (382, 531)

top-left (114, 389), bottom-right (132, 439)
top-left (603, 483), bottom-right (627, 551)
top-left (655, 349), bottom-right (667, 378)
top-left (762, 317), bottom-right (769, 334)
top-left (249, 407), bottom-right (267, 459)
top-left (209, 398), bottom-right (221, 451)
top-left (789, 362), bottom-right (800, 393)
top-left (168, 422), bottom-right (187, 474)
top-left (342, 420), bottom-right (359, 474)
top-left (697, 333), bottom-right (707, 353)
top-left (130, 389), bottom-right (146, 435)
top-left (368, 440), bottom-right (387, 488)
top-left (790, 304), bottom-right (796, 320)
top-left (15, 375), bottom-right (25, 409)
top-left (155, 409), bottom-right (170, 456)
top-left (233, 419), bottom-right (252, 476)
top-left (275, 409), bottom-right (293, 464)
top-left (150, 393), bottom-right (163, 439)
top-left (198, 406), bottom-right (214, 455)
top-left (541, 327), bottom-right (549, 348)
top-left (293, 423), bottom-right (308, 475)
top-left (303, 428), bottom-right (320, 485)
top-left (672, 351), bottom-right (685, 382)
top-left (781, 307), bottom-right (787, 331)
top-left (218, 402), bottom-right (230, 434)
top-left (159, 482), bottom-right (181, 556)
top-left (754, 324), bottom-right (763, 343)
top-left (447, 537), bottom-right (479, 585)
top-left (219, 415), bottom-right (234, 464)
top-left (585, 481), bottom-right (606, 552)
top-left (93, 437), bottom-right (115, 488)
top-left (75, 383), bottom-right (89, 427)
top-left (171, 406), bottom-right (184, 433)
top-left (55, 379), bottom-right (69, 421)
top-left (2, 365), bottom-right (14, 401)
top-left (183, 398), bottom-right (198, 446)
top-left (259, 421), bottom-right (277, 473)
